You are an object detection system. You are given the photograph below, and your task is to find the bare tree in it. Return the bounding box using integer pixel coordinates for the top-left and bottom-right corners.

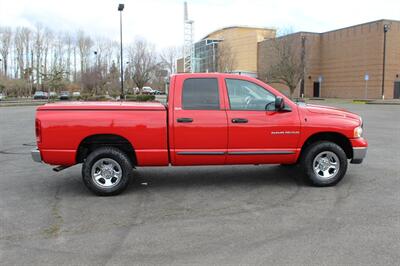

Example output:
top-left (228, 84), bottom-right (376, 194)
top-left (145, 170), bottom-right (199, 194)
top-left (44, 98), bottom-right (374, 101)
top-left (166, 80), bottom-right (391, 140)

top-left (160, 46), bottom-right (180, 75)
top-left (77, 30), bottom-right (93, 76)
top-left (128, 39), bottom-right (157, 93)
top-left (217, 41), bottom-right (236, 73)
top-left (42, 28), bottom-right (53, 80)
top-left (64, 32), bottom-right (73, 81)
top-left (263, 35), bottom-right (303, 98)
top-left (34, 24), bottom-right (45, 88)
top-left (14, 27), bottom-right (25, 79)
top-left (0, 25), bottom-right (171, 99)
top-left (52, 31), bottom-right (65, 71)
top-left (102, 40), bottom-right (118, 80)
top-left (73, 43), bottom-right (77, 82)
top-left (21, 27), bottom-right (31, 73)
top-left (0, 27), bottom-right (12, 76)
top-left (19, 27), bottom-right (33, 95)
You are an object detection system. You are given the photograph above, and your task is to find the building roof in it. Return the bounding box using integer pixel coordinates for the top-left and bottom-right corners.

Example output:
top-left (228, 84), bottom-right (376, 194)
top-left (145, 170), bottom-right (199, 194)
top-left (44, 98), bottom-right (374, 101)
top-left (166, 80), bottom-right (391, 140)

top-left (321, 19), bottom-right (400, 34)
top-left (201, 25), bottom-right (276, 40)
top-left (276, 19), bottom-right (400, 38)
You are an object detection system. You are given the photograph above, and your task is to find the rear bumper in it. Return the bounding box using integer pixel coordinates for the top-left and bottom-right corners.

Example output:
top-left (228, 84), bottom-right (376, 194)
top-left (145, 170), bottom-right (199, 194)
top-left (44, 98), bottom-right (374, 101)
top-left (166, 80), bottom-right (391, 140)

top-left (31, 149), bottom-right (42, 163)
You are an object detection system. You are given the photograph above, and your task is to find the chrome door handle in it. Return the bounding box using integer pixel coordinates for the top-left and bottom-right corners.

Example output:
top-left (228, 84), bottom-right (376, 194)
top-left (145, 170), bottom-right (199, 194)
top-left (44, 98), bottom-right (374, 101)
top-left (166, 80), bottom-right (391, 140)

top-left (231, 118), bottom-right (248, 123)
top-left (177, 118), bottom-right (193, 123)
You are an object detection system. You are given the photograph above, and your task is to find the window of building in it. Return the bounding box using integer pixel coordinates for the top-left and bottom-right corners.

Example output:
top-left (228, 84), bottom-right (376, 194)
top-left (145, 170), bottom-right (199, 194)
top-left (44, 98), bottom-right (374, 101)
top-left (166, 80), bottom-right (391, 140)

top-left (226, 79), bottom-right (276, 111)
top-left (192, 39), bottom-right (221, 73)
top-left (182, 78), bottom-right (220, 110)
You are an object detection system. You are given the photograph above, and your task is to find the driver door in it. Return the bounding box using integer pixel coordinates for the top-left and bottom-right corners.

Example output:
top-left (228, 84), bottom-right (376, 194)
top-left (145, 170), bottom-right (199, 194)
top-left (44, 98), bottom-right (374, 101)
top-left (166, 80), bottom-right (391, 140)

top-left (224, 78), bottom-right (300, 164)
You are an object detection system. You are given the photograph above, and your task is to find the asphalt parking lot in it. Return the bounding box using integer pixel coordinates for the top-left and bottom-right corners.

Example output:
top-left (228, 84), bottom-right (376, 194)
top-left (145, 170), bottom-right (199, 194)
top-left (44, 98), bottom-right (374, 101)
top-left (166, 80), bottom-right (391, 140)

top-left (0, 103), bottom-right (399, 265)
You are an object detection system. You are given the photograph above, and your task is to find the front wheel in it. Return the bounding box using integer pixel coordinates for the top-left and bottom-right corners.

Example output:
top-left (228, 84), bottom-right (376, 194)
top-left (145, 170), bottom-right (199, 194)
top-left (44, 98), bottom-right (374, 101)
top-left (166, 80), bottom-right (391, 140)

top-left (82, 147), bottom-right (133, 196)
top-left (301, 141), bottom-right (348, 186)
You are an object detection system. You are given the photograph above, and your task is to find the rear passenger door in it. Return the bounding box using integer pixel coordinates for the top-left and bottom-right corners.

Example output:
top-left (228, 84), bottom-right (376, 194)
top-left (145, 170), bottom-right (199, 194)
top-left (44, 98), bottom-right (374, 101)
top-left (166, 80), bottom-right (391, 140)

top-left (172, 76), bottom-right (228, 165)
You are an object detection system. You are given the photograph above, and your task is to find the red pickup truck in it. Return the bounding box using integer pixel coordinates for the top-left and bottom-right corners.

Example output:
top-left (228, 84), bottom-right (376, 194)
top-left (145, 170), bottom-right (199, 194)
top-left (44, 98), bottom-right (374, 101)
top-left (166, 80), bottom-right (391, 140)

top-left (32, 73), bottom-right (367, 196)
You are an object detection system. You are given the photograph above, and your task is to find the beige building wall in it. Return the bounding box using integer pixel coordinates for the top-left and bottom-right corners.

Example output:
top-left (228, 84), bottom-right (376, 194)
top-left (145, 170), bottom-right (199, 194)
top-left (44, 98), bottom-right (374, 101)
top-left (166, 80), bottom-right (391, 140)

top-left (176, 58), bottom-right (184, 73)
top-left (258, 19), bottom-right (400, 99)
top-left (205, 26), bottom-right (276, 74)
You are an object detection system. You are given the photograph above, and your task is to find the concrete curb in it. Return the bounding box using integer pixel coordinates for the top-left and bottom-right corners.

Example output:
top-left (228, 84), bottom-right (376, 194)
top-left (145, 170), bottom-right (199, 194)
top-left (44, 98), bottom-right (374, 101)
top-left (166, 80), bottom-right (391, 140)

top-left (366, 101), bottom-right (400, 105)
top-left (0, 102), bottom-right (47, 107)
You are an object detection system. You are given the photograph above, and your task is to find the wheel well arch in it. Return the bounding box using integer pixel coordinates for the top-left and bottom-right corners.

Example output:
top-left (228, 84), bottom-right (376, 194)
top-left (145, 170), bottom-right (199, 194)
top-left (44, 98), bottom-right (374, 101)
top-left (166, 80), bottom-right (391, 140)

top-left (76, 134), bottom-right (137, 166)
top-left (299, 132), bottom-right (353, 161)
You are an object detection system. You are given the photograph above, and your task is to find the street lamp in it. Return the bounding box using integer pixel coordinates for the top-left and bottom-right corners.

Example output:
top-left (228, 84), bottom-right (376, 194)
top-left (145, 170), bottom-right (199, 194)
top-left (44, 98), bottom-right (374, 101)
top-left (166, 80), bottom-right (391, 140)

top-left (381, 24), bottom-right (390, 100)
top-left (118, 3), bottom-right (125, 100)
top-left (94, 51), bottom-right (98, 95)
top-left (300, 35), bottom-right (306, 98)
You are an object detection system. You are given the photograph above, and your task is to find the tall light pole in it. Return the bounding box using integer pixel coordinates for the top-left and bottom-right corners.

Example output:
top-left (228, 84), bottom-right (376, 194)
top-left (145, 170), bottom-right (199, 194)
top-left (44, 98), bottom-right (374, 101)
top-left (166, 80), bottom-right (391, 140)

top-left (381, 24), bottom-right (390, 100)
top-left (300, 35), bottom-right (306, 98)
top-left (118, 3), bottom-right (125, 100)
top-left (94, 51), bottom-right (98, 95)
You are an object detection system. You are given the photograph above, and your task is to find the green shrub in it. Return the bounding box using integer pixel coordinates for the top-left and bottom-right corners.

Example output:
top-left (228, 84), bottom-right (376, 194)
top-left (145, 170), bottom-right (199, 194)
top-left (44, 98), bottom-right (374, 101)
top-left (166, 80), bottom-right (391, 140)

top-left (76, 93), bottom-right (110, 101)
top-left (84, 95), bottom-right (110, 101)
top-left (125, 94), bottom-right (155, 102)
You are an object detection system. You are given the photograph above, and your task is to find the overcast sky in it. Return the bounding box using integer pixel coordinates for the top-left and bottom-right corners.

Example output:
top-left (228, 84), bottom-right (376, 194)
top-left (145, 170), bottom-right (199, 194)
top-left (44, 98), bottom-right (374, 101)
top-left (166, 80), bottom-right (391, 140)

top-left (1, 0), bottom-right (399, 48)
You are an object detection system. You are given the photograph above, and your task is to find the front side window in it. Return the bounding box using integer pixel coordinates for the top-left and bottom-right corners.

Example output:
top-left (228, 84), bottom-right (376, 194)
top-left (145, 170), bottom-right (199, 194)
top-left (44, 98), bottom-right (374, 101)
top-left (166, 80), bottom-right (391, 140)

top-left (226, 79), bottom-right (276, 111)
top-left (182, 78), bottom-right (220, 110)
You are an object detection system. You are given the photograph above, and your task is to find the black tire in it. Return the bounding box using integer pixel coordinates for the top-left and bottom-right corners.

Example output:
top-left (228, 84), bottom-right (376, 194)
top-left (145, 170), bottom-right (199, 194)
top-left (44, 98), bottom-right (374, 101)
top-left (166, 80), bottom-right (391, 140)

top-left (82, 146), bottom-right (133, 196)
top-left (301, 141), bottom-right (348, 186)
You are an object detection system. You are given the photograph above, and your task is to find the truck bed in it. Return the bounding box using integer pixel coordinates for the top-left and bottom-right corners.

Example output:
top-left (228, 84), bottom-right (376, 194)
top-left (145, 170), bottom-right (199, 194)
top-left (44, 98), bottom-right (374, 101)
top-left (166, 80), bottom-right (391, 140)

top-left (36, 101), bottom-right (169, 166)
top-left (37, 101), bottom-right (166, 111)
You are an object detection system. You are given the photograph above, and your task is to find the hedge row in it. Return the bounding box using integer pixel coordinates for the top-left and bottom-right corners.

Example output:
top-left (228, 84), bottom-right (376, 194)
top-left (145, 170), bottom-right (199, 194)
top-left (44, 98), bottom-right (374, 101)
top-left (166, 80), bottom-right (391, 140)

top-left (124, 95), bottom-right (156, 102)
top-left (70, 94), bottom-right (156, 102)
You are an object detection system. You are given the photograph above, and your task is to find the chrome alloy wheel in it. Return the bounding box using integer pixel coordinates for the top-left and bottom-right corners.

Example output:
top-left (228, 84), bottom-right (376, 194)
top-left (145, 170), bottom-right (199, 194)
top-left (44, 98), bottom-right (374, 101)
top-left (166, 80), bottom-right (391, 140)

top-left (312, 151), bottom-right (340, 180)
top-left (91, 158), bottom-right (122, 188)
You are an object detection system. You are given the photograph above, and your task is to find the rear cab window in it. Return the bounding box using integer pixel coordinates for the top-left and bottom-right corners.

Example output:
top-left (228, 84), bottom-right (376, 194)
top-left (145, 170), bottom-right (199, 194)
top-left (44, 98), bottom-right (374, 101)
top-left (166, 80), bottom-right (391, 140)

top-left (182, 78), bottom-right (220, 110)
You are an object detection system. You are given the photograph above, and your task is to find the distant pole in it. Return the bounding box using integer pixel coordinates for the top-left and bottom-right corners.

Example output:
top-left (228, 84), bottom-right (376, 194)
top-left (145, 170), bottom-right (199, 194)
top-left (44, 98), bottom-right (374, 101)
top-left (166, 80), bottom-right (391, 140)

top-left (118, 4), bottom-right (125, 100)
top-left (300, 35), bottom-right (306, 98)
top-left (30, 50), bottom-right (34, 95)
top-left (94, 51), bottom-right (98, 95)
top-left (381, 24), bottom-right (390, 100)
top-left (318, 76), bottom-right (322, 98)
top-left (319, 81), bottom-right (322, 97)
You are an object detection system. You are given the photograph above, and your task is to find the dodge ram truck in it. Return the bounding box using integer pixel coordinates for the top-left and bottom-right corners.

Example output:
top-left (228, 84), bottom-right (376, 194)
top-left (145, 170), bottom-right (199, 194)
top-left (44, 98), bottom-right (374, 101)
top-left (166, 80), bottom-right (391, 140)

top-left (32, 73), bottom-right (368, 196)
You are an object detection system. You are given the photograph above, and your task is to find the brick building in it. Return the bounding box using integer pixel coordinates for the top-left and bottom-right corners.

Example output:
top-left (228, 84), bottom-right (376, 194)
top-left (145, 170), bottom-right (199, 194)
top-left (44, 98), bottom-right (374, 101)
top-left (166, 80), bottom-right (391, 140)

top-left (258, 19), bottom-right (400, 99)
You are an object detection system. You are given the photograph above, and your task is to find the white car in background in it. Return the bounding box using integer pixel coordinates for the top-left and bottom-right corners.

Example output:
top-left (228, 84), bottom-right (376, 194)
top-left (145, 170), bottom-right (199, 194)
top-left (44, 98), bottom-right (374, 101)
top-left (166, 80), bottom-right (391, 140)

top-left (142, 86), bottom-right (156, 95)
top-left (0, 93), bottom-right (5, 100)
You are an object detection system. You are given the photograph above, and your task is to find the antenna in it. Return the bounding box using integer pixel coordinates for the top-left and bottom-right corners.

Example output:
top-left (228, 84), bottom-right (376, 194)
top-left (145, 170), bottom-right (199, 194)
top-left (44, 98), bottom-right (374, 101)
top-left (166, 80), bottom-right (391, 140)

top-left (184, 1), bottom-right (188, 21)
top-left (183, 1), bottom-right (194, 73)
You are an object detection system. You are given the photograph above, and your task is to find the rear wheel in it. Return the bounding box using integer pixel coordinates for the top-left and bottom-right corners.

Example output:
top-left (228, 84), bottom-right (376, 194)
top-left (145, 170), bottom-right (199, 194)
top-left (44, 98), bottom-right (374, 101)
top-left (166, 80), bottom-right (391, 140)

top-left (82, 147), bottom-right (133, 196)
top-left (301, 141), bottom-right (348, 186)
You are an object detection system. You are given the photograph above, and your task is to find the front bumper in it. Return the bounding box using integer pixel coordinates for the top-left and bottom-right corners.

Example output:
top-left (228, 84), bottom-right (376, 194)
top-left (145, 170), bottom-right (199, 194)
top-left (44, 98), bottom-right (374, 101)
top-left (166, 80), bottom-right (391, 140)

top-left (31, 149), bottom-right (42, 163)
top-left (351, 147), bottom-right (367, 164)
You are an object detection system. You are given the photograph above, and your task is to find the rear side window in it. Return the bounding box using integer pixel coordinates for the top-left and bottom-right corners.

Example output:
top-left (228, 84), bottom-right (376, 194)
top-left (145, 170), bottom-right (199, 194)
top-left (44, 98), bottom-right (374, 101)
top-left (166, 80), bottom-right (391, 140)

top-left (182, 78), bottom-right (220, 110)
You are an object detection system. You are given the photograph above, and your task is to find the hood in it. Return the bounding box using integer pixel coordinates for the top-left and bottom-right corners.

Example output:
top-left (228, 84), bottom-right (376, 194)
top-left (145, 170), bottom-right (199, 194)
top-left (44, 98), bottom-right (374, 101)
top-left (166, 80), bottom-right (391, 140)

top-left (305, 104), bottom-right (360, 121)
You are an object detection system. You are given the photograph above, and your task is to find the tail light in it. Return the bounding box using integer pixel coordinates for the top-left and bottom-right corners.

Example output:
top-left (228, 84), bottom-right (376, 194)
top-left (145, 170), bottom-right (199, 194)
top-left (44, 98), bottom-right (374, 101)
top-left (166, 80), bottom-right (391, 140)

top-left (35, 119), bottom-right (42, 144)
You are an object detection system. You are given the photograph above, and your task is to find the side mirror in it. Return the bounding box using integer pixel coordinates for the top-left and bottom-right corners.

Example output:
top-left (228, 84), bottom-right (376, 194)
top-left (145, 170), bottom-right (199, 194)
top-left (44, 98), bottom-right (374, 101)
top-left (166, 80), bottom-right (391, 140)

top-left (275, 96), bottom-right (284, 111)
